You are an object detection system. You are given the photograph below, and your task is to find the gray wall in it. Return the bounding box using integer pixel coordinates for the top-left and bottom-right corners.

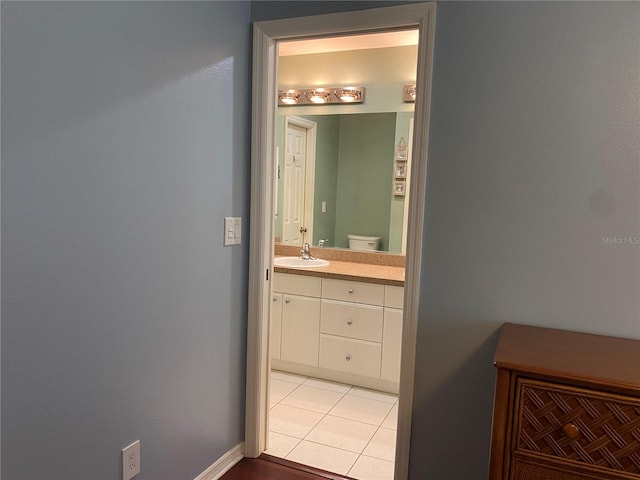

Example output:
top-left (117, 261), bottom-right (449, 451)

top-left (254, 2), bottom-right (640, 479)
top-left (415, 2), bottom-right (639, 478)
top-left (2, 2), bottom-right (250, 479)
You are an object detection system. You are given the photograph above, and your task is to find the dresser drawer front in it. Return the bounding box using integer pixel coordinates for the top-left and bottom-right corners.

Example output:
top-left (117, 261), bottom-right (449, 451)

top-left (319, 334), bottom-right (381, 378)
top-left (320, 300), bottom-right (383, 342)
top-left (515, 379), bottom-right (640, 475)
top-left (322, 278), bottom-right (384, 305)
top-left (512, 457), bottom-right (615, 480)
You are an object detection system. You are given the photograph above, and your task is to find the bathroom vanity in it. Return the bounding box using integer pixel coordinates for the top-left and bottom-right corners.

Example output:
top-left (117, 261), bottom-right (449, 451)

top-left (270, 259), bottom-right (404, 394)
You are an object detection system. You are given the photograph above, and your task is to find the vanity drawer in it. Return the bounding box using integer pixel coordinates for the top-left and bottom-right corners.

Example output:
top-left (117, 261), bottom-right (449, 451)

top-left (273, 272), bottom-right (321, 298)
top-left (319, 334), bottom-right (381, 378)
top-left (322, 278), bottom-right (384, 305)
top-left (514, 378), bottom-right (640, 475)
top-left (384, 286), bottom-right (404, 309)
top-left (320, 300), bottom-right (383, 342)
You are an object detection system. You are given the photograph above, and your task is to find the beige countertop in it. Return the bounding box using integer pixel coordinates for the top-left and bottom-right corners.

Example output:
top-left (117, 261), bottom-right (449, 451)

top-left (273, 257), bottom-right (405, 286)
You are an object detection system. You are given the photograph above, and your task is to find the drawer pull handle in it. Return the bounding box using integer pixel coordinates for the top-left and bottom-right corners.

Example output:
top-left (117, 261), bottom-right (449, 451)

top-left (284, 298), bottom-right (291, 304)
top-left (562, 423), bottom-right (580, 440)
top-left (348, 289), bottom-right (354, 294)
top-left (273, 296), bottom-right (278, 302)
top-left (345, 354), bottom-right (352, 361)
top-left (347, 320), bottom-right (353, 326)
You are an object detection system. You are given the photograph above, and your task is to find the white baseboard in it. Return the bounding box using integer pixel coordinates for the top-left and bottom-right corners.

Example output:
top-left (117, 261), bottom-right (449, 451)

top-left (194, 442), bottom-right (244, 480)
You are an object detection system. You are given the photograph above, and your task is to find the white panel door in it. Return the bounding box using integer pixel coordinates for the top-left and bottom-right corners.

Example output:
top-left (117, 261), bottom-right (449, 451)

top-left (282, 124), bottom-right (307, 245)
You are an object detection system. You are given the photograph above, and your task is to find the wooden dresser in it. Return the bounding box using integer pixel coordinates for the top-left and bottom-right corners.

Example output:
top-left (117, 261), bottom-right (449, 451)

top-left (489, 323), bottom-right (640, 480)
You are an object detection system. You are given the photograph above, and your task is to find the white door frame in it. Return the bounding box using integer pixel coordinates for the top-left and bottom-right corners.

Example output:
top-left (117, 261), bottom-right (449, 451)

top-left (283, 115), bottom-right (316, 245)
top-left (246, 4), bottom-right (436, 479)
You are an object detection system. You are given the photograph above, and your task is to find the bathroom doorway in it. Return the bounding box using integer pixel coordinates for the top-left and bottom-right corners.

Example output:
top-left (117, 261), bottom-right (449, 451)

top-left (278, 116), bottom-right (317, 246)
top-left (246, 4), bottom-right (436, 480)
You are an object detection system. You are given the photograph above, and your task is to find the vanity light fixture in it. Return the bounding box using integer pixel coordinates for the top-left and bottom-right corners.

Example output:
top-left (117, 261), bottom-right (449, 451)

top-left (306, 88), bottom-right (330, 104)
top-left (277, 86), bottom-right (365, 106)
top-left (403, 84), bottom-right (416, 102)
top-left (335, 87), bottom-right (362, 103)
top-left (279, 90), bottom-right (300, 105)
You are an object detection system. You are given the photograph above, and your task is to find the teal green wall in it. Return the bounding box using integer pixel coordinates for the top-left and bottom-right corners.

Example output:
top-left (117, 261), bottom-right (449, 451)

top-left (302, 116), bottom-right (340, 247)
top-left (334, 113), bottom-right (396, 250)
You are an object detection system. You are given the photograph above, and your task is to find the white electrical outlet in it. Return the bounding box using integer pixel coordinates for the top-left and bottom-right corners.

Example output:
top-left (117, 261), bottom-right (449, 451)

top-left (122, 440), bottom-right (140, 480)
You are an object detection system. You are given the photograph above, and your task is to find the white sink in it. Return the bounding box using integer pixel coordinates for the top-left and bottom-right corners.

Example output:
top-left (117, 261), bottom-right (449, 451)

top-left (274, 256), bottom-right (329, 268)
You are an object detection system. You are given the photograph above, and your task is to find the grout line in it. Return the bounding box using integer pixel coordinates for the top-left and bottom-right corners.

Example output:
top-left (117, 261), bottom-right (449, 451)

top-left (271, 370), bottom-right (309, 385)
top-left (360, 427), bottom-right (398, 463)
top-left (380, 404), bottom-right (398, 430)
top-left (295, 437), bottom-right (364, 456)
top-left (301, 376), bottom-right (354, 392)
top-left (359, 424), bottom-right (380, 459)
top-left (300, 386), bottom-right (351, 439)
top-left (345, 390), bottom-right (398, 405)
top-left (267, 431), bottom-right (303, 459)
top-left (276, 383), bottom-right (350, 416)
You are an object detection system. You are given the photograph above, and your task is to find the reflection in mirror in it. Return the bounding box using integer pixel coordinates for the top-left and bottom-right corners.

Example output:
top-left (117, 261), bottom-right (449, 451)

top-left (275, 112), bottom-right (413, 253)
top-left (275, 35), bottom-right (418, 255)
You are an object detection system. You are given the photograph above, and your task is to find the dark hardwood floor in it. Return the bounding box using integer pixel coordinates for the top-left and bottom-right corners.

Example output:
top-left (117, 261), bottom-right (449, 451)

top-left (220, 454), bottom-right (354, 480)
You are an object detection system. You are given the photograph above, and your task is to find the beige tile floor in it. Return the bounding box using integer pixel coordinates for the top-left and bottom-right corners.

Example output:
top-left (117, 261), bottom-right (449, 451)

top-left (266, 370), bottom-right (398, 480)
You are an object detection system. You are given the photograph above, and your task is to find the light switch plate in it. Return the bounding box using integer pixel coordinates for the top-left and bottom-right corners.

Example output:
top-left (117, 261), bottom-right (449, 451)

top-left (224, 217), bottom-right (241, 246)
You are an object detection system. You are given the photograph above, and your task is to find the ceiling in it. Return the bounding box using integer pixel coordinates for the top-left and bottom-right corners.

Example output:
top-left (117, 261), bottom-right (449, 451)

top-left (279, 29), bottom-right (419, 57)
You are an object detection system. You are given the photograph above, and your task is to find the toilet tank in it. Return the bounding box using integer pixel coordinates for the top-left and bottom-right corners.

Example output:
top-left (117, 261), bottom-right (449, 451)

top-left (348, 234), bottom-right (381, 251)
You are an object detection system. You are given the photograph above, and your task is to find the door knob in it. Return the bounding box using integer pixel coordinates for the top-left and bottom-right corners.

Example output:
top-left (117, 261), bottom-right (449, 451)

top-left (345, 354), bottom-right (352, 361)
top-left (284, 298), bottom-right (291, 304)
top-left (347, 320), bottom-right (353, 326)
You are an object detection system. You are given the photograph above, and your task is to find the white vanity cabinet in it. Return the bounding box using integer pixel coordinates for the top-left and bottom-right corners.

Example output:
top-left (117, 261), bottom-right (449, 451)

top-left (272, 272), bottom-right (404, 393)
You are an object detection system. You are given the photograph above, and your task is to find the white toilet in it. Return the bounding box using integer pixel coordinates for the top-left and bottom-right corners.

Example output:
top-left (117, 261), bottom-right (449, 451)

top-left (347, 234), bottom-right (381, 251)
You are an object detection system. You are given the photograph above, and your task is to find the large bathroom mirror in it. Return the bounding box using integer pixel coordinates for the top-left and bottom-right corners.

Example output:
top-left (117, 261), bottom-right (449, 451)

top-left (274, 33), bottom-right (418, 254)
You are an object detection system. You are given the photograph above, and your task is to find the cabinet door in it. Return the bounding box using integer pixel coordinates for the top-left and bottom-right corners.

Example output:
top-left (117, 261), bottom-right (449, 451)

top-left (270, 293), bottom-right (283, 360)
top-left (381, 308), bottom-right (403, 382)
top-left (281, 294), bottom-right (321, 366)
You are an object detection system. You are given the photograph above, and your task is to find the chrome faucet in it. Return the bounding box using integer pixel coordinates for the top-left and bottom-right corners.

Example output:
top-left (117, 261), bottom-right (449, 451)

top-left (300, 242), bottom-right (315, 260)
